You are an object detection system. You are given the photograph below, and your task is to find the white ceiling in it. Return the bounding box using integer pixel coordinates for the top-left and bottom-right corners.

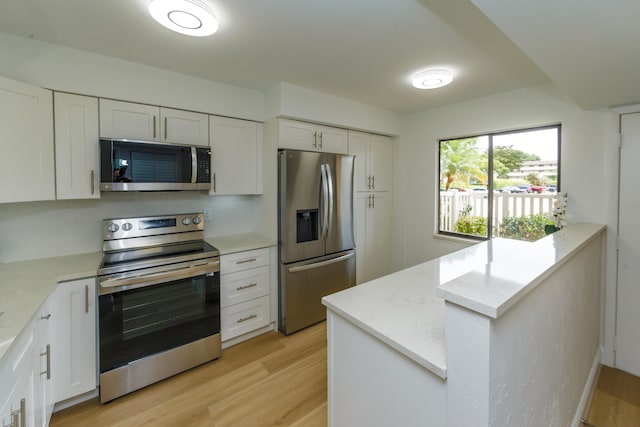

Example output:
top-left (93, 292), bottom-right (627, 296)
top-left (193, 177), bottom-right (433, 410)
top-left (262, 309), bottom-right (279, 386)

top-left (0, 0), bottom-right (637, 114)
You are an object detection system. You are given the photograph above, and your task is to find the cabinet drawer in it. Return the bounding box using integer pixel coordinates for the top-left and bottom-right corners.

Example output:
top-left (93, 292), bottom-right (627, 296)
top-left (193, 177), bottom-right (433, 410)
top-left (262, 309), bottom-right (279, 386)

top-left (221, 296), bottom-right (270, 341)
top-left (221, 266), bottom-right (269, 308)
top-left (221, 248), bottom-right (269, 274)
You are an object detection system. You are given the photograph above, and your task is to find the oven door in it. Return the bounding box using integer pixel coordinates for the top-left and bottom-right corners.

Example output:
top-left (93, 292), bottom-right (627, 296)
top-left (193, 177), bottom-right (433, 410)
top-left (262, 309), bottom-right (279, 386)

top-left (99, 269), bottom-right (220, 374)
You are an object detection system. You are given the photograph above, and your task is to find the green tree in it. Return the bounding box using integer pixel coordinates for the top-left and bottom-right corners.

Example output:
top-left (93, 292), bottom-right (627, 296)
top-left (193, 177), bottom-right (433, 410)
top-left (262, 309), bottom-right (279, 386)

top-left (440, 138), bottom-right (486, 191)
top-left (493, 146), bottom-right (540, 178)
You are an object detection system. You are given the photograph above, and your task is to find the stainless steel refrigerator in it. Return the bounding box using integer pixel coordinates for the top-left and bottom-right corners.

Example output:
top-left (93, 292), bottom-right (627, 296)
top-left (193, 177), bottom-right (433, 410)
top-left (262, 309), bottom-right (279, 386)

top-left (278, 149), bottom-right (356, 335)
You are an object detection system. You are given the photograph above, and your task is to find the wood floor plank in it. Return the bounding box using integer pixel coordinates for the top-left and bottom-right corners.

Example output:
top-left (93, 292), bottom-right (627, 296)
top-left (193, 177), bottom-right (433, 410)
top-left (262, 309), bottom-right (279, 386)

top-left (587, 389), bottom-right (640, 427)
top-left (50, 323), bottom-right (327, 427)
top-left (207, 347), bottom-right (327, 426)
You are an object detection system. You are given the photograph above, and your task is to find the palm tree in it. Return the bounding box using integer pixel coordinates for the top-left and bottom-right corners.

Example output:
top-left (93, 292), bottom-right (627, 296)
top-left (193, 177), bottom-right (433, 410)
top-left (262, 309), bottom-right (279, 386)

top-left (440, 138), bottom-right (487, 191)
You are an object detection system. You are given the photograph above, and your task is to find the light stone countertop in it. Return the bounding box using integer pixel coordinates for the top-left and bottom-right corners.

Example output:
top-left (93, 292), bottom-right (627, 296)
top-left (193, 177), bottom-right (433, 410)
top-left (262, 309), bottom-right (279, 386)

top-left (322, 223), bottom-right (605, 379)
top-left (0, 252), bottom-right (102, 362)
top-left (206, 232), bottom-right (276, 255)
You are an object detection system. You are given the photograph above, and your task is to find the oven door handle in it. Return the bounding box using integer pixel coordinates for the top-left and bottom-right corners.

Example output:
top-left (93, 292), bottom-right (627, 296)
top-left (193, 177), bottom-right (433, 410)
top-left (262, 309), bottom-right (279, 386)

top-left (99, 260), bottom-right (220, 295)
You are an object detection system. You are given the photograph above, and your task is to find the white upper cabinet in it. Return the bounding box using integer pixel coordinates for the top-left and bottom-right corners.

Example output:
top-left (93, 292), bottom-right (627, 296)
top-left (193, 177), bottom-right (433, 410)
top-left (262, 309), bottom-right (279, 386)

top-left (54, 93), bottom-right (100, 200)
top-left (209, 116), bottom-right (263, 195)
top-left (278, 118), bottom-right (348, 154)
top-left (161, 107), bottom-right (209, 146)
top-left (0, 75), bottom-right (54, 203)
top-left (99, 99), bottom-right (208, 146)
top-left (348, 130), bottom-right (392, 192)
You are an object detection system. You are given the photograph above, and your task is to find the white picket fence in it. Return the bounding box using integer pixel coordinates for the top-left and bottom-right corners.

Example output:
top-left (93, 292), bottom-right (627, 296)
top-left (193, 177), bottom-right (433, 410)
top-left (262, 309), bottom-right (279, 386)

top-left (440, 191), bottom-right (556, 233)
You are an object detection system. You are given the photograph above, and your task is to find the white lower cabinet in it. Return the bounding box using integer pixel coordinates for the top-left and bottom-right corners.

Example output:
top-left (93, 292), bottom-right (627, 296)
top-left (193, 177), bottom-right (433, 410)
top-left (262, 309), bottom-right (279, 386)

top-left (51, 278), bottom-right (97, 404)
top-left (220, 248), bottom-right (271, 342)
top-left (355, 192), bottom-right (392, 284)
top-left (0, 322), bottom-right (36, 427)
top-left (34, 295), bottom-right (53, 427)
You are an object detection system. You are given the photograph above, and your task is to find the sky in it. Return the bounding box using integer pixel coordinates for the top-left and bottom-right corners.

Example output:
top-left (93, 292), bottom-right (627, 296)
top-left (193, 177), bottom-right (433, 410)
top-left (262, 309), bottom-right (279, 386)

top-left (475, 127), bottom-right (559, 161)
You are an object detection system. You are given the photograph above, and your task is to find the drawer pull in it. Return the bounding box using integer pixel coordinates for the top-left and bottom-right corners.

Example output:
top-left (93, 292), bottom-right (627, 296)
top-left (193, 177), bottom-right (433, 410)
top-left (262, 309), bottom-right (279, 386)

top-left (236, 283), bottom-right (258, 291)
top-left (236, 258), bottom-right (257, 265)
top-left (237, 314), bottom-right (257, 324)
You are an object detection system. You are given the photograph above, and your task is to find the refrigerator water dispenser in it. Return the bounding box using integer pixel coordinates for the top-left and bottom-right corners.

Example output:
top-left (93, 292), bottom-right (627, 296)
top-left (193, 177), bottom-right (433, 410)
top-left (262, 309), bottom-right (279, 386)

top-left (296, 209), bottom-right (318, 243)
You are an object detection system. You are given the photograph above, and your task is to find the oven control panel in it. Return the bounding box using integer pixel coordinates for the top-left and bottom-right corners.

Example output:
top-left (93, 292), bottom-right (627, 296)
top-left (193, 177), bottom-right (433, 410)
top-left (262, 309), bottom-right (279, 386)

top-left (103, 213), bottom-right (205, 240)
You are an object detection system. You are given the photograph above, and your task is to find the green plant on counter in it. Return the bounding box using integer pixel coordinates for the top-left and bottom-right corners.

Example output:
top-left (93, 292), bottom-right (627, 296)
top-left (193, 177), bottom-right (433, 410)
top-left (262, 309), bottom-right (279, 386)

top-left (454, 215), bottom-right (487, 237)
top-left (497, 214), bottom-right (553, 242)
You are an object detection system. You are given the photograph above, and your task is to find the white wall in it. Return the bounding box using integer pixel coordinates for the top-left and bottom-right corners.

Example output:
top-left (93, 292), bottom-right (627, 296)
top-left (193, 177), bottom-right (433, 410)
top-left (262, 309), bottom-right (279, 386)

top-left (394, 82), bottom-right (617, 268)
top-left (0, 32), bottom-right (264, 121)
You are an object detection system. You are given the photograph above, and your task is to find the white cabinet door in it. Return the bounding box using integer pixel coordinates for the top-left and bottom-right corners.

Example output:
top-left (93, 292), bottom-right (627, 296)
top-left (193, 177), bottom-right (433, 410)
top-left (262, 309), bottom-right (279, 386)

top-left (348, 131), bottom-right (392, 192)
top-left (54, 93), bottom-right (100, 199)
top-left (34, 295), bottom-right (53, 427)
top-left (369, 134), bottom-right (392, 192)
top-left (52, 278), bottom-right (97, 403)
top-left (349, 131), bottom-right (370, 192)
top-left (161, 107), bottom-right (208, 146)
top-left (0, 75), bottom-right (54, 203)
top-left (617, 112), bottom-right (640, 377)
top-left (278, 118), bottom-right (347, 153)
top-left (0, 323), bottom-right (36, 427)
top-left (355, 192), bottom-right (391, 284)
top-left (210, 116), bottom-right (262, 195)
top-left (316, 124), bottom-right (348, 154)
top-left (99, 99), bottom-right (159, 140)
top-left (221, 295), bottom-right (270, 341)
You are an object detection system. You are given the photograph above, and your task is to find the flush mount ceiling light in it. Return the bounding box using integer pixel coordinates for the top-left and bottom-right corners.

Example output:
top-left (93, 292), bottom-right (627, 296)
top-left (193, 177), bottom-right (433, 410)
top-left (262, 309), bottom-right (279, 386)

top-left (148, 0), bottom-right (219, 37)
top-left (412, 69), bottom-right (453, 89)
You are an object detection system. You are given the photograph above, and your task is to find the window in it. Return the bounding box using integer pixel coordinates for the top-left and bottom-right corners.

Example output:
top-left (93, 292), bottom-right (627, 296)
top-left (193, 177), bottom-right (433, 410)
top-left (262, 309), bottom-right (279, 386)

top-left (438, 125), bottom-right (561, 241)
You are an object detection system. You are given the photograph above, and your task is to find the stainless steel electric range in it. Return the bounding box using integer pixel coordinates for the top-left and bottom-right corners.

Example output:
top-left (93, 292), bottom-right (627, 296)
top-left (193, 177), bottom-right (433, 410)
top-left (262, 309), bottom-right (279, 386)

top-left (97, 213), bottom-right (220, 403)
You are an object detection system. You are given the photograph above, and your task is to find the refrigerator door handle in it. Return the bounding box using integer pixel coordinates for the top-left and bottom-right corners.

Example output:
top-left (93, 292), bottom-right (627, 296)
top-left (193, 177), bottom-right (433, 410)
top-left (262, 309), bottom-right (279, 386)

top-left (288, 252), bottom-right (355, 273)
top-left (320, 164), bottom-right (329, 240)
top-left (325, 163), bottom-right (334, 235)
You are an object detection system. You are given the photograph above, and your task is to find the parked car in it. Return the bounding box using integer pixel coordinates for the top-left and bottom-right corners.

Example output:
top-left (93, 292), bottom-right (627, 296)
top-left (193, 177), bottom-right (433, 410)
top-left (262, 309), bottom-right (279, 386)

top-left (499, 186), bottom-right (526, 193)
top-left (530, 185), bottom-right (545, 193)
top-left (545, 185), bottom-right (557, 193)
top-left (517, 184), bottom-right (533, 193)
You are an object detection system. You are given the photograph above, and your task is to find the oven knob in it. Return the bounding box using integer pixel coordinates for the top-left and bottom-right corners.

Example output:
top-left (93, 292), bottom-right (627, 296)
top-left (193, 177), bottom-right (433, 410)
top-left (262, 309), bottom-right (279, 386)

top-left (192, 217), bottom-right (201, 225)
top-left (107, 223), bottom-right (119, 233)
top-left (122, 222), bottom-right (133, 231)
top-left (182, 218), bottom-right (191, 226)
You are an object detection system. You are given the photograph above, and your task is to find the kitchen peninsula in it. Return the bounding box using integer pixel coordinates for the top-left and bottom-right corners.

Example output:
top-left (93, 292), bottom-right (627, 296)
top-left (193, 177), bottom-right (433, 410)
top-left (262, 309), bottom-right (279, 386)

top-left (323, 223), bottom-right (605, 427)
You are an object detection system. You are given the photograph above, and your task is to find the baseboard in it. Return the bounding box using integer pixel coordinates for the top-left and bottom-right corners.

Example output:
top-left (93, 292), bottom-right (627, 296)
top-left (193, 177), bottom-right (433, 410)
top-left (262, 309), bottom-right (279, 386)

top-left (572, 349), bottom-right (601, 427)
top-left (53, 388), bottom-right (99, 412)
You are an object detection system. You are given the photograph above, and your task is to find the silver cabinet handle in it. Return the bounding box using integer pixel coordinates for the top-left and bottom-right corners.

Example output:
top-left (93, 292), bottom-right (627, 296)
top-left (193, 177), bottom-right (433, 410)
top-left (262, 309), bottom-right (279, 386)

top-left (312, 131), bottom-right (317, 149)
top-left (164, 117), bottom-right (168, 140)
top-left (40, 344), bottom-right (51, 380)
top-left (372, 193), bottom-right (375, 208)
top-left (153, 116), bottom-right (157, 139)
top-left (236, 258), bottom-right (257, 265)
top-left (237, 314), bottom-right (257, 324)
top-left (9, 398), bottom-right (25, 427)
top-left (319, 132), bottom-right (323, 149)
top-left (372, 175), bottom-right (375, 190)
top-left (213, 173), bottom-right (216, 192)
top-left (85, 284), bottom-right (89, 314)
top-left (236, 283), bottom-right (257, 291)
top-left (90, 170), bottom-right (95, 195)
top-left (367, 176), bottom-right (372, 189)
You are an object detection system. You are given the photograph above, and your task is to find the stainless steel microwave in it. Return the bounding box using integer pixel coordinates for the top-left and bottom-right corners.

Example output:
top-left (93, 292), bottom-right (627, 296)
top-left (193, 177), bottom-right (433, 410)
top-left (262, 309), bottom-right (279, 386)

top-left (100, 139), bottom-right (211, 191)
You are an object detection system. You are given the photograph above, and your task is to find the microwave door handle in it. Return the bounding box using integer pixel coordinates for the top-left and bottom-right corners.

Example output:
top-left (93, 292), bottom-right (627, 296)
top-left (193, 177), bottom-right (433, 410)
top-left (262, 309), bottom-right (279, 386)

top-left (325, 163), bottom-right (334, 235)
top-left (190, 147), bottom-right (198, 183)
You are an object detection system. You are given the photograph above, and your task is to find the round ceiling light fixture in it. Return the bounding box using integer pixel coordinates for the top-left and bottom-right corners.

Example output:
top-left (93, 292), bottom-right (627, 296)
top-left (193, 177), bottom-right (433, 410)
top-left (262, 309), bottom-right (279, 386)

top-left (412, 69), bottom-right (453, 89)
top-left (148, 0), bottom-right (219, 37)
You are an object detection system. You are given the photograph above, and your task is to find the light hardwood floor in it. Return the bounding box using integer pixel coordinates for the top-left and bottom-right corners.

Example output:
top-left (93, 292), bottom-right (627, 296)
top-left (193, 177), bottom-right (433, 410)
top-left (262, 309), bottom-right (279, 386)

top-left (585, 365), bottom-right (640, 427)
top-left (50, 322), bottom-right (327, 427)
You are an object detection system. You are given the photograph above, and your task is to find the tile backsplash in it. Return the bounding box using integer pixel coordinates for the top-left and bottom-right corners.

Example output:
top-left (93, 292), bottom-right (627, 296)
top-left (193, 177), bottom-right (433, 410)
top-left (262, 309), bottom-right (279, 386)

top-left (0, 192), bottom-right (261, 263)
